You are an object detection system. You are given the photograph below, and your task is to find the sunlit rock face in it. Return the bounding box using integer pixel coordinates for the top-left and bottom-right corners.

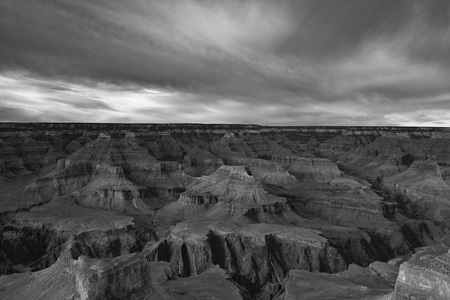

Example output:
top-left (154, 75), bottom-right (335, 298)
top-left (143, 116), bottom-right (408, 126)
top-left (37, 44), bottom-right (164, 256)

top-left (393, 245), bottom-right (450, 300)
top-left (185, 165), bottom-right (286, 207)
top-left (167, 165), bottom-right (290, 222)
top-left (0, 247), bottom-right (162, 300)
top-left (71, 253), bottom-right (155, 300)
top-left (3, 124), bottom-right (450, 299)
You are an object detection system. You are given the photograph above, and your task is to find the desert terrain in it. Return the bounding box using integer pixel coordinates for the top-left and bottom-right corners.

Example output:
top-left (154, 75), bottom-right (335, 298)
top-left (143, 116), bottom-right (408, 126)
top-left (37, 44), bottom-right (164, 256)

top-left (0, 123), bottom-right (449, 299)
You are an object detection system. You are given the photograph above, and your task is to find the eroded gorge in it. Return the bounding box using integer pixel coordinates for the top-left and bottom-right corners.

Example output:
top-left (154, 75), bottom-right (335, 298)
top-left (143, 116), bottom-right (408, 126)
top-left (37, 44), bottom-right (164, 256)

top-left (1, 123), bottom-right (450, 299)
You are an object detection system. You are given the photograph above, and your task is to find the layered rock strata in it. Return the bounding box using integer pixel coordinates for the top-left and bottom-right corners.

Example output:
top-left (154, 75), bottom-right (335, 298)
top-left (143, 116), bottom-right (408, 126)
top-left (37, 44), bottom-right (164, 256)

top-left (0, 248), bottom-right (165, 300)
top-left (393, 245), bottom-right (450, 300)
top-left (272, 155), bottom-right (343, 182)
top-left (72, 253), bottom-right (156, 300)
top-left (182, 147), bottom-right (224, 177)
top-left (223, 156), bottom-right (297, 186)
top-left (167, 165), bottom-right (290, 221)
top-left (146, 221), bottom-right (346, 295)
top-left (77, 165), bottom-right (152, 212)
top-left (3, 124), bottom-right (450, 299)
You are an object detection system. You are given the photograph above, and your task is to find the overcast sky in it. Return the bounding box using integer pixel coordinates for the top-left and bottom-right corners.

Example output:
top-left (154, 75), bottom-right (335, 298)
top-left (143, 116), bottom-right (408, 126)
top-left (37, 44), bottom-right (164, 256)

top-left (1, 0), bottom-right (449, 125)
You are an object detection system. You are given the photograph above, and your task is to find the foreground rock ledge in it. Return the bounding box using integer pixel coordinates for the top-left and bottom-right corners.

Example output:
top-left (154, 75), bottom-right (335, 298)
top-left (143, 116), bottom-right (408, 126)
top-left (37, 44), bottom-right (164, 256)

top-left (146, 221), bottom-right (347, 295)
top-left (393, 245), bottom-right (450, 300)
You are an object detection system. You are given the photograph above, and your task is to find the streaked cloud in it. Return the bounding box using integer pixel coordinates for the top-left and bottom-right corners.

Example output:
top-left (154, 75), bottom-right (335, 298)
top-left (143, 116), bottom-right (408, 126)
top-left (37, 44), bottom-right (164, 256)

top-left (0, 0), bottom-right (449, 125)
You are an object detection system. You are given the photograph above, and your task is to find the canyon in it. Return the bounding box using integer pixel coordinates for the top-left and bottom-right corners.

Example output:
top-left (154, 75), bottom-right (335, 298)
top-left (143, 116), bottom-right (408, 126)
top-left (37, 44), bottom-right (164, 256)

top-left (1, 123), bottom-right (450, 299)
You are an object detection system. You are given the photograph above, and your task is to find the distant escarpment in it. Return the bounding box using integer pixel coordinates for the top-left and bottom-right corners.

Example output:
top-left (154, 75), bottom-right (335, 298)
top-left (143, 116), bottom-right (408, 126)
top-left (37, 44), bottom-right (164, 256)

top-left (182, 147), bottom-right (224, 177)
top-left (271, 155), bottom-right (343, 182)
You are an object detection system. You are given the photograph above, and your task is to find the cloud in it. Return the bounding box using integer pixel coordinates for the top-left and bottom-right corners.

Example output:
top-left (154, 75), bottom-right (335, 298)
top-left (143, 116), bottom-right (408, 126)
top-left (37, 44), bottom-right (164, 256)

top-left (328, 41), bottom-right (450, 99)
top-left (0, 0), bottom-right (449, 125)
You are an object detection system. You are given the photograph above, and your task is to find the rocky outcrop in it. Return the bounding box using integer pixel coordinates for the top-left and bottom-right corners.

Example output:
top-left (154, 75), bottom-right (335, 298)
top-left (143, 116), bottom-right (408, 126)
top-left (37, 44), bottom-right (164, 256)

top-left (146, 222), bottom-right (346, 295)
top-left (0, 195), bottom-right (153, 275)
top-left (280, 179), bottom-right (420, 266)
top-left (211, 132), bottom-right (255, 159)
top-left (0, 223), bottom-right (66, 275)
top-left (64, 131), bottom-right (93, 153)
top-left (13, 195), bottom-right (135, 236)
top-left (182, 147), bottom-right (224, 177)
top-left (140, 166), bottom-right (188, 203)
top-left (71, 253), bottom-right (156, 300)
top-left (77, 165), bottom-right (152, 212)
top-left (369, 260), bottom-right (400, 284)
top-left (275, 264), bottom-right (394, 300)
top-left (160, 266), bottom-right (243, 300)
top-left (50, 159), bottom-right (92, 195)
top-left (66, 132), bottom-right (160, 175)
top-left (382, 160), bottom-right (450, 224)
top-left (320, 224), bottom-right (411, 267)
top-left (223, 156), bottom-right (297, 186)
top-left (167, 165), bottom-right (289, 221)
top-left (0, 248), bottom-right (165, 300)
top-left (184, 165), bottom-right (286, 207)
top-left (272, 155), bottom-right (343, 182)
top-left (0, 246), bottom-right (80, 300)
top-left (0, 134), bottom-right (63, 177)
top-left (0, 194), bottom-right (151, 271)
top-left (393, 245), bottom-right (450, 300)
top-left (1, 132), bottom-right (167, 212)
top-left (241, 132), bottom-right (293, 158)
top-left (70, 228), bottom-right (146, 260)
top-left (289, 181), bottom-right (388, 228)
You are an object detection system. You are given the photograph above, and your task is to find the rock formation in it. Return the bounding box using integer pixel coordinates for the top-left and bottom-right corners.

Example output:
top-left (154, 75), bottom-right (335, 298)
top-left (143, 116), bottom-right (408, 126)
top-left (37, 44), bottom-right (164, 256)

top-left (1, 123), bottom-right (450, 299)
top-left (272, 155), bottom-right (343, 182)
top-left (275, 264), bottom-right (394, 300)
top-left (0, 247), bottom-right (165, 300)
top-left (160, 165), bottom-right (289, 222)
top-left (77, 165), bottom-right (152, 213)
top-left (223, 156), bottom-right (297, 186)
top-left (71, 253), bottom-right (156, 300)
top-left (160, 265), bottom-right (243, 300)
top-left (392, 245), bottom-right (450, 300)
top-left (146, 221), bottom-right (346, 296)
top-left (182, 147), bottom-right (224, 177)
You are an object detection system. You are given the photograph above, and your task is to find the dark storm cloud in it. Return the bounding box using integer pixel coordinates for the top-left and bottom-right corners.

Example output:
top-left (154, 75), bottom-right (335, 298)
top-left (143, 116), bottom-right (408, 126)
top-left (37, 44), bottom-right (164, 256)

top-left (0, 0), bottom-right (449, 125)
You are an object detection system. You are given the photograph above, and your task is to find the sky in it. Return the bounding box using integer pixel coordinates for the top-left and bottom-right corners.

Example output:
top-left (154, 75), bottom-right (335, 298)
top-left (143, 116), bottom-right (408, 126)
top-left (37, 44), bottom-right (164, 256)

top-left (0, 0), bottom-right (449, 126)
